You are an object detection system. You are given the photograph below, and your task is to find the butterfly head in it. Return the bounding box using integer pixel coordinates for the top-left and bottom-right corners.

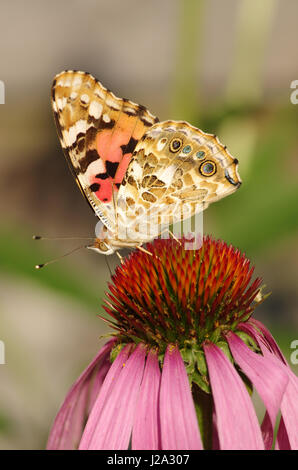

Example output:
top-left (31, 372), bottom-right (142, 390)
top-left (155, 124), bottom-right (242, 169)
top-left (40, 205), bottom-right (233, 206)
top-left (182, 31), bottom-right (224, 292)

top-left (136, 120), bottom-right (241, 206)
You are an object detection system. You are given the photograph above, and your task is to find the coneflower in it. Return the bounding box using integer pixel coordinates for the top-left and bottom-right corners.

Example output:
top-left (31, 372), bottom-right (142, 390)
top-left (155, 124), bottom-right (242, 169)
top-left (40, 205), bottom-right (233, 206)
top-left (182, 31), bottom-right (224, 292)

top-left (47, 236), bottom-right (298, 450)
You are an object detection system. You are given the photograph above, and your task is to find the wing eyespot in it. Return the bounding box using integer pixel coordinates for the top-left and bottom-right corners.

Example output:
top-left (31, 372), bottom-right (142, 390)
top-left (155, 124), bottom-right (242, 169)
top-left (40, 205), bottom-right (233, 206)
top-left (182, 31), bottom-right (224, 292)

top-left (182, 145), bottom-right (192, 154)
top-left (199, 160), bottom-right (217, 177)
top-left (169, 138), bottom-right (183, 153)
top-left (196, 150), bottom-right (206, 159)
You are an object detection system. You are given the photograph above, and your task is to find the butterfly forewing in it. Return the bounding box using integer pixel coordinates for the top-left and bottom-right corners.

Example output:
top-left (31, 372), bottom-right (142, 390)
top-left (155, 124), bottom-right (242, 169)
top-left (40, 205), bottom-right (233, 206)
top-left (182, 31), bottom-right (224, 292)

top-left (51, 70), bottom-right (159, 230)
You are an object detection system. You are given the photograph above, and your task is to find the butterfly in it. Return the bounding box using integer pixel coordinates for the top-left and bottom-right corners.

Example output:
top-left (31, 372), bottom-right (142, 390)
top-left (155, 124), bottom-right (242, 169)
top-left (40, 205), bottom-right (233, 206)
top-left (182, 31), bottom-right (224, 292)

top-left (51, 70), bottom-right (241, 255)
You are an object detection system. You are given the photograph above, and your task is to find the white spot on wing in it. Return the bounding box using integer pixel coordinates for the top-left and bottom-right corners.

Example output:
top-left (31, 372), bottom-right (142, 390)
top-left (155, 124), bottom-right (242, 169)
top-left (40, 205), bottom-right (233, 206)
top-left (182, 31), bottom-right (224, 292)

top-left (73, 76), bottom-right (82, 87)
top-left (76, 119), bottom-right (87, 134)
top-left (124, 107), bottom-right (136, 115)
top-left (158, 164), bottom-right (177, 184)
top-left (94, 87), bottom-right (106, 100)
top-left (69, 91), bottom-right (78, 101)
top-left (89, 101), bottom-right (103, 119)
top-left (63, 119), bottom-right (87, 146)
top-left (80, 94), bottom-right (90, 104)
top-left (57, 97), bottom-right (67, 110)
top-left (68, 126), bottom-right (77, 145)
top-left (103, 113), bottom-right (111, 123)
top-left (63, 77), bottom-right (72, 87)
top-left (130, 161), bottom-right (143, 179)
top-left (157, 138), bottom-right (167, 151)
top-left (85, 159), bottom-right (106, 183)
top-left (106, 97), bottom-right (118, 108)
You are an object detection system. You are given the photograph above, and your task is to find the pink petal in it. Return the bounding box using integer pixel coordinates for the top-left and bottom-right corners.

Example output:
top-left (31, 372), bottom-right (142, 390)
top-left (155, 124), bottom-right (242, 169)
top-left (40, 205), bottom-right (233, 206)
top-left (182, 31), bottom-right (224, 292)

top-left (239, 321), bottom-right (298, 449)
top-left (227, 331), bottom-right (289, 449)
top-left (81, 343), bottom-right (146, 450)
top-left (212, 409), bottom-right (220, 450)
top-left (132, 349), bottom-right (161, 449)
top-left (278, 368), bottom-right (298, 449)
top-left (264, 357), bottom-right (298, 450)
top-left (204, 342), bottom-right (264, 450)
top-left (159, 345), bottom-right (203, 450)
top-left (47, 339), bottom-right (115, 450)
top-left (248, 319), bottom-right (288, 365)
top-left (260, 412), bottom-right (273, 450)
top-left (79, 343), bottom-right (132, 449)
top-left (275, 417), bottom-right (291, 450)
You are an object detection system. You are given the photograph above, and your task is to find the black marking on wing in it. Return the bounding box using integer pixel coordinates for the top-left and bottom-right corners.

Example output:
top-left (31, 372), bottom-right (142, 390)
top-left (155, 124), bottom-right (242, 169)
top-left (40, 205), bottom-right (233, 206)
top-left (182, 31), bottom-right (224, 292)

top-left (87, 115), bottom-right (100, 125)
top-left (224, 169), bottom-right (239, 186)
top-left (98, 117), bottom-right (115, 130)
top-left (137, 104), bottom-right (147, 113)
top-left (51, 80), bottom-right (56, 100)
top-left (120, 137), bottom-right (138, 155)
top-left (96, 172), bottom-right (109, 180)
top-left (86, 126), bottom-right (97, 144)
top-left (106, 161), bottom-right (119, 178)
top-left (141, 117), bottom-right (156, 127)
top-left (66, 132), bottom-right (86, 152)
top-left (53, 111), bottom-right (64, 140)
top-left (79, 149), bottom-right (99, 173)
top-left (124, 110), bottom-right (137, 117)
top-left (77, 133), bottom-right (85, 152)
top-left (90, 183), bottom-right (100, 192)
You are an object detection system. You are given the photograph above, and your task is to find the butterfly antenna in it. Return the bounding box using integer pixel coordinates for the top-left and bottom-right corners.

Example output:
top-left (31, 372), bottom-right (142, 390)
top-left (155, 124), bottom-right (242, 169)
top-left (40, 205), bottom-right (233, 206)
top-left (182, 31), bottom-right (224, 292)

top-left (35, 244), bottom-right (88, 269)
top-left (33, 235), bottom-right (94, 241)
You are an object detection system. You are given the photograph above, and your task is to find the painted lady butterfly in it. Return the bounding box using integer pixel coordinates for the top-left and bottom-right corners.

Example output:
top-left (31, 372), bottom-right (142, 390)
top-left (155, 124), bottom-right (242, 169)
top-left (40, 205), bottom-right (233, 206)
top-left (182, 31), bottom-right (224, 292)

top-left (51, 71), bottom-right (241, 255)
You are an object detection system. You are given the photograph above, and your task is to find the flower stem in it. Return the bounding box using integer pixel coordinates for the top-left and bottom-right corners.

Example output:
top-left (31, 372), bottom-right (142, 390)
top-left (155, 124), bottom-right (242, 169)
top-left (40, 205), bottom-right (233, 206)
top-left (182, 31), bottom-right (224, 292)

top-left (192, 383), bottom-right (213, 450)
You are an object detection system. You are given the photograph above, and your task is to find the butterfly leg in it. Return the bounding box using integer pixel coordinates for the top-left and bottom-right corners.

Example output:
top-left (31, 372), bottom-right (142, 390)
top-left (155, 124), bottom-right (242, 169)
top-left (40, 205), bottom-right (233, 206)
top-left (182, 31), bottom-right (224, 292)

top-left (116, 251), bottom-right (125, 265)
top-left (159, 229), bottom-right (182, 245)
top-left (136, 245), bottom-right (163, 261)
top-left (136, 245), bottom-right (153, 256)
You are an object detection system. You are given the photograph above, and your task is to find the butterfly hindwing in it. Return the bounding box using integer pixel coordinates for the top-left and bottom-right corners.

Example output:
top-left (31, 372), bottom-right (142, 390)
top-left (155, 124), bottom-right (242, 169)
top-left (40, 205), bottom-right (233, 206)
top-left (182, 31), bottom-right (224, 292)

top-left (51, 70), bottom-right (159, 229)
top-left (117, 120), bottom-right (241, 236)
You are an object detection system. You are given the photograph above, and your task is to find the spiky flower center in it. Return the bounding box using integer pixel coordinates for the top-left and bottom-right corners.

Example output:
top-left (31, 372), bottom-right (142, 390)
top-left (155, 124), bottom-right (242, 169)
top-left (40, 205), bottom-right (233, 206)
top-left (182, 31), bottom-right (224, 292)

top-left (103, 236), bottom-right (262, 354)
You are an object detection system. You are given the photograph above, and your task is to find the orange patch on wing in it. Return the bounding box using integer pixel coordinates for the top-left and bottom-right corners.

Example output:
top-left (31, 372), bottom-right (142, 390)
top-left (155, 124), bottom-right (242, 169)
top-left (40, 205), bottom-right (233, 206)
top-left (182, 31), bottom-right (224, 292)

top-left (92, 113), bottom-right (151, 203)
top-left (96, 129), bottom-right (130, 163)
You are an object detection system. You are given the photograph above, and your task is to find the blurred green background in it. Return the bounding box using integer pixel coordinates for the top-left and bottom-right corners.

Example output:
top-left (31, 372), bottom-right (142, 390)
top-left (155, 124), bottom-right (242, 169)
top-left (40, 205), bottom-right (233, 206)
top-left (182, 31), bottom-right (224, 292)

top-left (0, 0), bottom-right (297, 449)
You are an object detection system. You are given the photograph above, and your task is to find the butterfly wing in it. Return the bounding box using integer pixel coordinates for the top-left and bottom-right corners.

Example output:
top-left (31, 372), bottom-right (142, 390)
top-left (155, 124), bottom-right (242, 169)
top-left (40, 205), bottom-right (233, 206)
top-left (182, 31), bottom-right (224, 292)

top-left (51, 70), bottom-right (159, 230)
top-left (116, 120), bottom-right (241, 239)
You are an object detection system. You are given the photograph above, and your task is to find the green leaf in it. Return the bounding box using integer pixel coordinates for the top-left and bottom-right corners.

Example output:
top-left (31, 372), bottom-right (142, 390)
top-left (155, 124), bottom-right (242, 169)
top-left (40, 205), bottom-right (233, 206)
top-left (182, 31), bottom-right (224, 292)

top-left (191, 370), bottom-right (210, 394)
top-left (110, 343), bottom-right (126, 363)
top-left (235, 330), bottom-right (259, 352)
top-left (195, 349), bottom-right (207, 376)
top-left (216, 340), bottom-right (233, 362)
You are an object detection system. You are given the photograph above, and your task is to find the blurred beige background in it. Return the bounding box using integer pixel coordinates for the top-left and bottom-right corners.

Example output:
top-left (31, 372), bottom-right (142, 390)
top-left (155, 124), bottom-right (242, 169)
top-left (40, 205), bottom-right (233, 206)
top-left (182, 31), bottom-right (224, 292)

top-left (0, 0), bottom-right (297, 449)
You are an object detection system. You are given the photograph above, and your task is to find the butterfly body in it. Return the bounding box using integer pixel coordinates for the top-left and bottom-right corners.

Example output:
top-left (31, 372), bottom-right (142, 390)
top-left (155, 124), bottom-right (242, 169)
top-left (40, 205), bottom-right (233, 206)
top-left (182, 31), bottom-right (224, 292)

top-left (51, 70), bottom-right (241, 255)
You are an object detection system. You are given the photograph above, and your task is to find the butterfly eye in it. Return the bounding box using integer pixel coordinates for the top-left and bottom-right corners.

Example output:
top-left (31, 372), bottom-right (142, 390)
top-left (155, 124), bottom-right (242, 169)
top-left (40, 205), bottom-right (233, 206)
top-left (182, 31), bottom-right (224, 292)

top-left (199, 161), bottom-right (216, 177)
top-left (99, 242), bottom-right (109, 252)
top-left (170, 138), bottom-right (183, 152)
top-left (182, 145), bottom-right (192, 154)
top-left (196, 151), bottom-right (205, 159)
